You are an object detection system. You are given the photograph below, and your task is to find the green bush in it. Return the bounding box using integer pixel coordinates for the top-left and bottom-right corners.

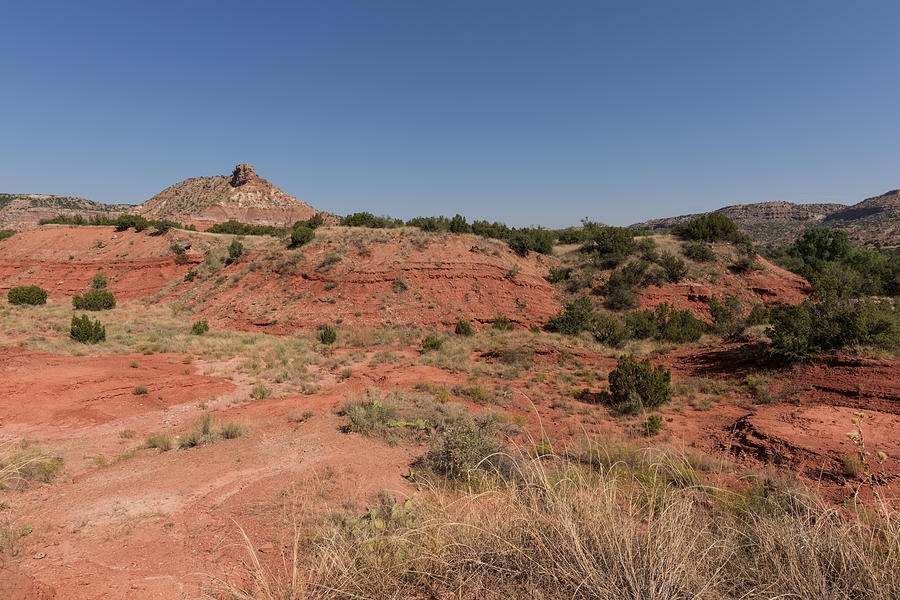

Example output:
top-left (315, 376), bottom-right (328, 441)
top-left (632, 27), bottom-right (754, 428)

top-left (7, 285), bottom-right (47, 306)
top-left (767, 299), bottom-right (899, 363)
top-left (289, 223), bottom-right (315, 248)
top-left (318, 325), bottom-right (337, 344)
top-left (114, 214), bottom-right (150, 232)
top-left (91, 272), bottom-right (108, 290)
top-left (624, 309), bottom-right (658, 339)
top-left (341, 212), bottom-right (403, 228)
top-left (682, 242), bottom-right (715, 262)
top-left (746, 304), bottom-right (770, 325)
top-left (507, 227), bottom-right (555, 256)
top-left (580, 222), bottom-right (636, 257)
top-left (546, 267), bottom-right (572, 283)
top-left (659, 252), bottom-right (688, 282)
top-left (492, 316), bottom-right (515, 331)
top-left (656, 303), bottom-right (706, 343)
top-left (592, 313), bottom-right (628, 347)
top-left (449, 214), bottom-right (471, 234)
top-left (191, 320), bottom-right (209, 335)
top-left (70, 314), bottom-right (105, 344)
top-left (642, 414), bottom-right (664, 436)
top-left (708, 294), bottom-right (743, 337)
top-left (454, 319), bottom-right (473, 336)
top-left (608, 354), bottom-right (672, 409)
top-left (72, 289), bottom-right (116, 311)
top-left (226, 239), bottom-right (244, 263)
top-left (673, 214), bottom-right (741, 242)
top-left (422, 335), bottom-right (443, 352)
top-left (544, 297), bottom-right (596, 335)
top-left (0, 229), bottom-right (15, 242)
top-left (603, 287), bottom-right (638, 310)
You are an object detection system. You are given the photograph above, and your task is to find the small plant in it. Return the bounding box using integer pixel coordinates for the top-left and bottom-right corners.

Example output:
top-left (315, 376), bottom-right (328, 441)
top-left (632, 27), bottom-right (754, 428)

top-left (119, 429), bottom-right (136, 439)
top-left (133, 385), bottom-right (148, 395)
top-left (72, 289), bottom-right (116, 310)
top-left (659, 252), bottom-right (688, 282)
top-left (682, 242), bottom-right (715, 262)
top-left (251, 383), bottom-right (271, 400)
top-left (392, 278), bottom-right (408, 293)
top-left (642, 415), bottom-right (664, 436)
top-left (454, 319), bottom-right (473, 336)
top-left (226, 239), bottom-right (244, 264)
top-left (191, 320), bottom-right (210, 335)
top-left (70, 315), bottom-right (106, 344)
top-left (289, 222), bottom-right (314, 248)
top-left (7, 285), bottom-right (47, 306)
top-left (184, 268), bottom-right (198, 282)
top-left (318, 325), bottom-right (337, 345)
top-left (91, 272), bottom-right (108, 289)
top-left (129, 360), bottom-right (139, 368)
top-left (422, 335), bottom-right (443, 352)
top-left (144, 434), bottom-right (173, 452)
top-left (492, 316), bottom-right (514, 331)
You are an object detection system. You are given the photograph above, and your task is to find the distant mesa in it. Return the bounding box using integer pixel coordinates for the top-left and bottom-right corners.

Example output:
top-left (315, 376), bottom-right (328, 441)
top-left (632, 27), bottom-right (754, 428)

top-left (630, 189), bottom-right (899, 246)
top-left (136, 163), bottom-right (334, 229)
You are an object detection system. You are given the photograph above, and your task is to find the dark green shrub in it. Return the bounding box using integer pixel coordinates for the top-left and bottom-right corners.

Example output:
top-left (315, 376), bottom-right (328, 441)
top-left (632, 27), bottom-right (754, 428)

top-left (608, 354), bottom-right (672, 408)
top-left (603, 287), bottom-right (638, 310)
top-left (407, 216), bottom-right (451, 232)
top-left (746, 304), bottom-right (770, 325)
top-left (708, 294), bottom-right (743, 337)
top-left (624, 309), bottom-right (658, 339)
top-left (655, 303), bottom-right (706, 343)
top-left (455, 319), bottom-right (473, 336)
top-left (659, 252), bottom-right (688, 282)
top-left (592, 313), bottom-right (627, 347)
top-left (70, 314), bottom-right (105, 343)
top-left (207, 220), bottom-right (284, 236)
top-left (492, 316), bottom-right (514, 331)
top-left (422, 335), bottom-right (443, 352)
top-left (730, 256), bottom-right (760, 273)
top-left (507, 228), bottom-right (555, 256)
top-left (150, 219), bottom-right (180, 235)
top-left (7, 285), bottom-right (47, 306)
top-left (227, 239), bottom-right (244, 264)
top-left (555, 226), bottom-right (585, 244)
top-left (191, 320), bottom-right (209, 335)
top-left (767, 299), bottom-right (899, 363)
top-left (471, 220), bottom-right (512, 240)
top-left (642, 414), bottom-right (664, 436)
top-left (305, 213), bottom-right (325, 229)
top-left (114, 214), bottom-right (150, 232)
top-left (341, 212), bottom-right (403, 228)
top-left (91, 272), bottom-right (108, 290)
top-left (672, 214), bottom-right (740, 242)
top-left (72, 290), bottom-right (116, 311)
top-left (318, 325), bottom-right (337, 345)
top-left (544, 297), bottom-right (595, 335)
top-left (546, 267), bottom-right (572, 283)
top-left (793, 228), bottom-right (851, 263)
top-left (449, 214), bottom-right (471, 234)
top-left (580, 222), bottom-right (636, 257)
top-left (184, 268), bottom-right (197, 282)
top-left (683, 242), bottom-right (715, 262)
top-left (289, 223), bottom-right (314, 248)
top-left (0, 229), bottom-right (15, 242)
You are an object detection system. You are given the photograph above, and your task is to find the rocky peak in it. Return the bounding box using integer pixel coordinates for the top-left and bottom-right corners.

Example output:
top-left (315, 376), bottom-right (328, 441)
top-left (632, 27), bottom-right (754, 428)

top-left (230, 164), bottom-right (257, 187)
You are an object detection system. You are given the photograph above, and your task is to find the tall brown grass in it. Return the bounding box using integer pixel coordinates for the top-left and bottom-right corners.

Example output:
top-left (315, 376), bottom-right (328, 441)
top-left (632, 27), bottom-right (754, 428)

top-left (204, 444), bottom-right (900, 600)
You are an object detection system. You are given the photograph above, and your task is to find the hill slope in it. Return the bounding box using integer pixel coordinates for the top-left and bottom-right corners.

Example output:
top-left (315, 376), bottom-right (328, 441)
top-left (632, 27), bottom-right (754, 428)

top-left (137, 163), bottom-right (329, 228)
top-left (631, 190), bottom-right (899, 246)
top-left (0, 193), bottom-right (129, 230)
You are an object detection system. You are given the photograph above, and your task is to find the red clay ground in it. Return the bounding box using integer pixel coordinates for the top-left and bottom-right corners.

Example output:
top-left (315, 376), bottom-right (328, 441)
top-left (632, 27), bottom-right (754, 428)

top-left (1, 340), bottom-right (898, 599)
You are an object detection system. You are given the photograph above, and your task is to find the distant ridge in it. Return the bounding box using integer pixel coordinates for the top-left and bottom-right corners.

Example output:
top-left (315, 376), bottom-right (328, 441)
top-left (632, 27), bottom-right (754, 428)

top-left (0, 193), bottom-right (129, 230)
top-left (630, 190), bottom-right (899, 246)
top-left (137, 163), bottom-right (333, 228)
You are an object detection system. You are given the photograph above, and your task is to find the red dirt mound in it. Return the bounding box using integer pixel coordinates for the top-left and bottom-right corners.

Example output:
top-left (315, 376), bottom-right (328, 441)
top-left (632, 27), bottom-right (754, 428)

top-left (0, 347), bottom-right (234, 434)
top-left (178, 227), bottom-right (563, 332)
top-left (639, 256), bottom-right (810, 320)
top-left (0, 226), bottom-right (203, 300)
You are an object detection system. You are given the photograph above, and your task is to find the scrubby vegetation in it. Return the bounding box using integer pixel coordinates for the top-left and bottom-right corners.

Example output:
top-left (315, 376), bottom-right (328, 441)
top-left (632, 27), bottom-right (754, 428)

top-left (673, 213), bottom-right (743, 243)
top-left (608, 354), bottom-right (673, 409)
top-left (318, 325), bottom-right (337, 345)
top-left (0, 229), bottom-right (15, 241)
top-left (72, 289), bottom-right (116, 310)
top-left (7, 285), bottom-right (47, 305)
top-left (70, 314), bottom-right (106, 343)
top-left (765, 228), bottom-right (900, 298)
top-left (767, 298), bottom-right (899, 362)
top-left (191, 319), bottom-right (210, 335)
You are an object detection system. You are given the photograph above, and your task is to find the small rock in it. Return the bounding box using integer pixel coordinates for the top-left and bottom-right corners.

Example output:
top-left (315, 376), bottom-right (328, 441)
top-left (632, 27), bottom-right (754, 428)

top-left (33, 552), bottom-right (46, 559)
top-left (258, 542), bottom-right (275, 553)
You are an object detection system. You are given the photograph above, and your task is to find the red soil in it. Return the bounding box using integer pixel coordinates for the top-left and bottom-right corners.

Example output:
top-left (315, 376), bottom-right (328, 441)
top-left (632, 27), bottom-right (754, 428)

top-left (639, 256), bottom-right (810, 320)
top-left (0, 227), bottom-right (199, 300)
top-left (179, 230), bottom-right (563, 332)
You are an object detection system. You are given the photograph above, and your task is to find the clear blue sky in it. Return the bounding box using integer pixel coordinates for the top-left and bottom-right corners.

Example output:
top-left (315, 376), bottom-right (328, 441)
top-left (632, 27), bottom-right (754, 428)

top-left (2, 1), bottom-right (899, 227)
